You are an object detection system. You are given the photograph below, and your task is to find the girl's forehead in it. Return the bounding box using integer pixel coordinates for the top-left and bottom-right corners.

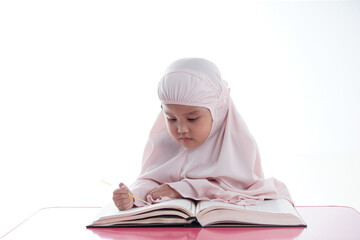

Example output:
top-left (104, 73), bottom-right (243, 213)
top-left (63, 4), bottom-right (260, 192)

top-left (162, 104), bottom-right (206, 115)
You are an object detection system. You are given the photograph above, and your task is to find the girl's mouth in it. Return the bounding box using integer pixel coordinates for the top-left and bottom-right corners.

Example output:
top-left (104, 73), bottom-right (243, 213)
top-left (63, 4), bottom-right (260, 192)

top-left (180, 137), bottom-right (191, 142)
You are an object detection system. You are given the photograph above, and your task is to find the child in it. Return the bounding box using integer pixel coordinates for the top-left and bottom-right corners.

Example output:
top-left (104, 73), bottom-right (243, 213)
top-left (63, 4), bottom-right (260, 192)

top-left (113, 58), bottom-right (292, 211)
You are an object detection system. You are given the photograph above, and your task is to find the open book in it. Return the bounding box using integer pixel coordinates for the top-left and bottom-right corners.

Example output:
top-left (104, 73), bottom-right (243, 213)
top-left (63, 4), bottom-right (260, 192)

top-left (87, 198), bottom-right (306, 227)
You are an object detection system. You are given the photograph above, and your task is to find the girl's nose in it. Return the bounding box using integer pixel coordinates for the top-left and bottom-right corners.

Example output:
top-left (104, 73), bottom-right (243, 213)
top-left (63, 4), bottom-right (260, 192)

top-left (177, 122), bottom-right (189, 133)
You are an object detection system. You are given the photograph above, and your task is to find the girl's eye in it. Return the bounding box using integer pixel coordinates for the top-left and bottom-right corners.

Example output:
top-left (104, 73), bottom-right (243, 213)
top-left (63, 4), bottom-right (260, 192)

top-left (188, 118), bottom-right (198, 122)
top-left (167, 118), bottom-right (176, 122)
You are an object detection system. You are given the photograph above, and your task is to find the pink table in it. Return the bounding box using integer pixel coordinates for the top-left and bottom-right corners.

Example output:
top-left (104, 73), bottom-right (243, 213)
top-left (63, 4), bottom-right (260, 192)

top-left (1, 206), bottom-right (360, 239)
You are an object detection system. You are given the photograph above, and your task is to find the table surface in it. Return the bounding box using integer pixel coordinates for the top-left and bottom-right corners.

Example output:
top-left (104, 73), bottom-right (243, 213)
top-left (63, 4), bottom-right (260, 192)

top-left (1, 206), bottom-right (360, 240)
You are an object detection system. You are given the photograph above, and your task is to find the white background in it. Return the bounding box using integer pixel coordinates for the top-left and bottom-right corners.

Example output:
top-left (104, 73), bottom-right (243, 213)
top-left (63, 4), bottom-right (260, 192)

top-left (0, 0), bottom-right (359, 237)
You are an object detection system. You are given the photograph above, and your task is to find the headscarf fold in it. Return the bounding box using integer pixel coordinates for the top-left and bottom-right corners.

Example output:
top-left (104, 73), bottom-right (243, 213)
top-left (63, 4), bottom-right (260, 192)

top-left (130, 58), bottom-right (293, 206)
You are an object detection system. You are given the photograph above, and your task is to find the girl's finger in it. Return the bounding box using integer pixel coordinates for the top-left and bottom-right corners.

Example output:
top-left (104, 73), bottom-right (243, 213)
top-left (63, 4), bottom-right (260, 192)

top-left (116, 198), bottom-right (134, 210)
top-left (113, 193), bottom-right (131, 201)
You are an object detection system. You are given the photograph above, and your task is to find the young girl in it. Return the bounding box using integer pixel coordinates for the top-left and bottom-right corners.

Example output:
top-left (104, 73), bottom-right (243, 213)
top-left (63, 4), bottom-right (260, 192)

top-left (113, 58), bottom-right (292, 210)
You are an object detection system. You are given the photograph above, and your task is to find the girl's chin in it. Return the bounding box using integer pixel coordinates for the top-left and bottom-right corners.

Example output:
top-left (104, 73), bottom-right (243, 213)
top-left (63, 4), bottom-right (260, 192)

top-left (179, 141), bottom-right (200, 149)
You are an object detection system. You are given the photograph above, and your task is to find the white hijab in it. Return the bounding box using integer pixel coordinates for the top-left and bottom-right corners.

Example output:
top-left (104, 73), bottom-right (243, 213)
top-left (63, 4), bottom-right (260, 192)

top-left (130, 58), bottom-right (293, 206)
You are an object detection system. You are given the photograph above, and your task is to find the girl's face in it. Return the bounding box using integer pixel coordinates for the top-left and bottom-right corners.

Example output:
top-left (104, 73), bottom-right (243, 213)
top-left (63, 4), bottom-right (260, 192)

top-left (162, 104), bottom-right (213, 148)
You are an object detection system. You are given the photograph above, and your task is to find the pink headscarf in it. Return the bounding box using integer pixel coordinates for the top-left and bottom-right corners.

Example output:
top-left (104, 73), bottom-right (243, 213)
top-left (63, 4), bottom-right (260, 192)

top-left (130, 58), bottom-right (293, 206)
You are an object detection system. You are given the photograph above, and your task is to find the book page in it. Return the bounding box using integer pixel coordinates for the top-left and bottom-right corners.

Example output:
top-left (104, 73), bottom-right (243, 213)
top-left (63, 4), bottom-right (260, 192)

top-left (245, 199), bottom-right (299, 216)
top-left (195, 199), bottom-right (305, 226)
top-left (196, 199), bottom-right (298, 217)
top-left (94, 198), bottom-right (196, 221)
top-left (196, 200), bottom-right (246, 214)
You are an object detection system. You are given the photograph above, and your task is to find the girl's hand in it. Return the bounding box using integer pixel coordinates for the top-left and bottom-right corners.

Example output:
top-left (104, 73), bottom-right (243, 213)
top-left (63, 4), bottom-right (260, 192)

top-left (148, 184), bottom-right (181, 200)
top-left (113, 183), bottom-right (134, 211)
